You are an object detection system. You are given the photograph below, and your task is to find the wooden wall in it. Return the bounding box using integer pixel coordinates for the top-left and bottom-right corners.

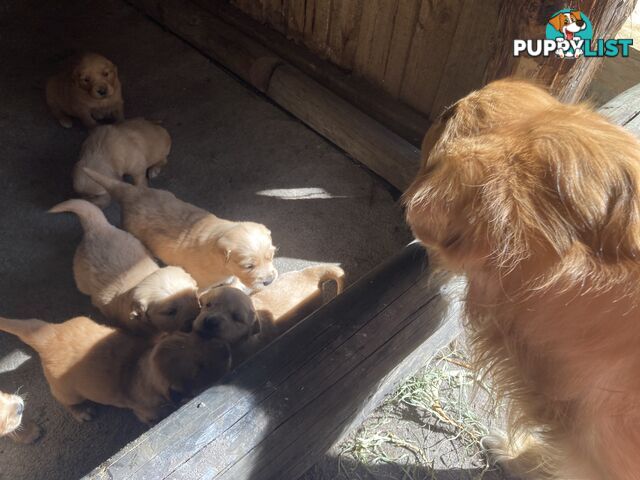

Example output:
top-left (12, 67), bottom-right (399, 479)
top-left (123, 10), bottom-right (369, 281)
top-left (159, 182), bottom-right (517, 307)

top-left (226, 0), bottom-right (503, 121)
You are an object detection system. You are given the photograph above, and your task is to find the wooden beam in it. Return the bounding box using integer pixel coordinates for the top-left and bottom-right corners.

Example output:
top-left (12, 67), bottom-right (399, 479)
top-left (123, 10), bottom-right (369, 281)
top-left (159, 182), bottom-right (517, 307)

top-left (191, 0), bottom-right (430, 146)
top-left (126, 0), bottom-right (420, 191)
top-left (484, 0), bottom-right (638, 103)
top-left (85, 243), bottom-right (463, 480)
top-left (599, 83), bottom-right (640, 138)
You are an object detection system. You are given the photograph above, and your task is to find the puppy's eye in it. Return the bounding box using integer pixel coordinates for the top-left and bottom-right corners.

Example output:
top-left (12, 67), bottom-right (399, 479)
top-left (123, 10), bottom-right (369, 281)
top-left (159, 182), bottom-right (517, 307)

top-left (82, 76), bottom-right (90, 83)
top-left (231, 313), bottom-right (244, 323)
top-left (165, 308), bottom-right (178, 316)
top-left (102, 71), bottom-right (110, 77)
top-left (205, 301), bottom-right (213, 308)
top-left (244, 264), bottom-right (255, 271)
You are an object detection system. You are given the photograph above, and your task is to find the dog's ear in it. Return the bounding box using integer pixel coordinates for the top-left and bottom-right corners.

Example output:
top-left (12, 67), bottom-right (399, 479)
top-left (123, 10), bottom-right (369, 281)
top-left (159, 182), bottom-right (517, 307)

top-left (129, 299), bottom-right (149, 324)
top-left (250, 312), bottom-right (261, 335)
top-left (548, 13), bottom-right (565, 32)
top-left (216, 236), bottom-right (233, 264)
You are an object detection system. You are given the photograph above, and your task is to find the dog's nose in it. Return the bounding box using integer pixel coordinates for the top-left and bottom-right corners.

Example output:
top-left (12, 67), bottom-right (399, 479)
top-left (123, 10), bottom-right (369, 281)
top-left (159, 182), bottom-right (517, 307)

top-left (197, 317), bottom-right (220, 338)
top-left (576, 19), bottom-right (585, 27)
top-left (15, 401), bottom-right (24, 416)
top-left (97, 87), bottom-right (108, 97)
top-left (262, 278), bottom-right (274, 286)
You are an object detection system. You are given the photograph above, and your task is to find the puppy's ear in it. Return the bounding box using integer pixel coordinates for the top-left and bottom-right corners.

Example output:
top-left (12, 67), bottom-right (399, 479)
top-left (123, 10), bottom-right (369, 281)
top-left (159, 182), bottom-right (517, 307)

top-left (129, 299), bottom-right (149, 324)
top-left (216, 236), bottom-right (233, 264)
top-left (548, 13), bottom-right (564, 32)
top-left (250, 313), bottom-right (261, 335)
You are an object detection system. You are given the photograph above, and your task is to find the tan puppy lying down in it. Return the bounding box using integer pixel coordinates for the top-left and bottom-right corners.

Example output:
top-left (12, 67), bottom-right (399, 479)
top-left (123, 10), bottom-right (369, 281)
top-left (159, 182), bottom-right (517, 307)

top-left (194, 264), bottom-right (344, 365)
top-left (46, 53), bottom-right (124, 128)
top-left (0, 316), bottom-right (230, 423)
top-left (50, 199), bottom-right (199, 333)
top-left (0, 391), bottom-right (41, 444)
top-left (83, 168), bottom-right (278, 291)
top-left (73, 118), bottom-right (171, 207)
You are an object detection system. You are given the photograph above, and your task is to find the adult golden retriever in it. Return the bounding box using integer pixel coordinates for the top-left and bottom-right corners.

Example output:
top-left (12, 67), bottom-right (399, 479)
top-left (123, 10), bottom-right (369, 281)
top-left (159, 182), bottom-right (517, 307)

top-left (404, 79), bottom-right (640, 480)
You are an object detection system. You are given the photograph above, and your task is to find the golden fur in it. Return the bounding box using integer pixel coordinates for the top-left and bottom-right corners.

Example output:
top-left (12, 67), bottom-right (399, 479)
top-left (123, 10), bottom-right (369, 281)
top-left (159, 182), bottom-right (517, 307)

top-left (0, 391), bottom-right (41, 443)
top-left (195, 264), bottom-right (344, 365)
top-left (82, 168), bottom-right (278, 291)
top-left (73, 118), bottom-right (171, 207)
top-left (46, 53), bottom-right (124, 128)
top-left (0, 315), bottom-right (230, 424)
top-left (404, 79), bottom-right (640, 480)
top-left (50, 199), bottom-right (199, 333)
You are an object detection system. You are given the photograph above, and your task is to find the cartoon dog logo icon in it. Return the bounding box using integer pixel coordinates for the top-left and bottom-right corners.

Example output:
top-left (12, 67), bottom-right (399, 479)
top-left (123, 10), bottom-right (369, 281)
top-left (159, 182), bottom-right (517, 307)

top-left (548, 10), bottom-right (587, 58)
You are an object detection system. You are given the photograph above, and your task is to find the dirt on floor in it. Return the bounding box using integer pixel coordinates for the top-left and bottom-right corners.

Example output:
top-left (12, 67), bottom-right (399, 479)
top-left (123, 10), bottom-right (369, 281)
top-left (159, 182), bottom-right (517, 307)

top-left (0, 1), bottom-right (410, 479)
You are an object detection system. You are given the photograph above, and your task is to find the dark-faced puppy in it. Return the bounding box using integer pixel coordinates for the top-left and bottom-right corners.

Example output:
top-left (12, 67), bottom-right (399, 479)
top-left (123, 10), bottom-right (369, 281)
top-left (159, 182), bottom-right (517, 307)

top-left (194, 286), bottom-right (260, 344)
top-left (46, 52), bottom-right (124, 128)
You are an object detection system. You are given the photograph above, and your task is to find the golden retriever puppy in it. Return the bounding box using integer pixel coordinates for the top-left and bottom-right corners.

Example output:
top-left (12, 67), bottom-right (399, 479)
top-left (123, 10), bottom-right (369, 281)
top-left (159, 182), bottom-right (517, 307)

top-left (0, 315), bottom-right (230, 424)
top-left (73, 118), bottom-right (171, 207)
top-left (404, 79), bottom-right (640, 480)
top-left (0, 391), bottom-right (41, 444)
top-left (195, 264), bottom-right (344, 365)
top-left (50, 199), bottom-right (199, 333)
top-left (46, 53), bottom-right (124, 128)
top-left (82, 168), bottom-right (278, 291)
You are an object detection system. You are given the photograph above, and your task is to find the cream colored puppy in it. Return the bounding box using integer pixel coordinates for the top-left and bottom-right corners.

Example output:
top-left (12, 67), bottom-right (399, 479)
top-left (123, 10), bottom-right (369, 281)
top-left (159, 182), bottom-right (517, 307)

top-left (46, 53), bottom-right (124, 128)
top-left (0, 391), bottom-right (41, 444)
top-left (83, 168), bottom-right (278, 291)
top-left (50, 199), bottom-right (199, 333)
top-left (195, 264), bottom-right (344, 365)
top-left (0, 315), bottom-right (230, 424)
top-left (73, 118), bottom-right (171, 207)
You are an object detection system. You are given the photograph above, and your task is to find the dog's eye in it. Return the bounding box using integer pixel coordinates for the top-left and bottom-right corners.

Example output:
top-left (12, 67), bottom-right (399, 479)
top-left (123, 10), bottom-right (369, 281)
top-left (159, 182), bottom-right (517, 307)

top-left (165, 308), bottom-right (178, 316)
top-left (205, 301), bottom-right (213, 308)
top-left (231, 313), bottom-right (244, 323)
top-left (102, 71), bottom-right (110, 77)
top-left (244, 264), bottom-right (255, 271)
top-left (82, 76), bottom-right (90, 83)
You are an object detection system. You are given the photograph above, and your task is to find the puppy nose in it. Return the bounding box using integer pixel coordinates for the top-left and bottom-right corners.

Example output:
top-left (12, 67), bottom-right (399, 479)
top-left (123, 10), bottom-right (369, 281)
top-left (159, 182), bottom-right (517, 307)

top-left (262, 277), bottom-right (274, 286)
top-left (197, 317), bottom-right (219, 338)
top-left (97, 87), bottom-right (107, 96)
top-left (576, 20), bottom-right (585, 27)
top-left (15, 402), bottom-right (24, 416)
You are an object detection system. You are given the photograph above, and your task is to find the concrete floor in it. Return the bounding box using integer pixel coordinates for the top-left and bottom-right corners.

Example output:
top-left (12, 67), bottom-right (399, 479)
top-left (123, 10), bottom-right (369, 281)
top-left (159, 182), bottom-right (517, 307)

top-left (0, 1), bottom-right (409, 478)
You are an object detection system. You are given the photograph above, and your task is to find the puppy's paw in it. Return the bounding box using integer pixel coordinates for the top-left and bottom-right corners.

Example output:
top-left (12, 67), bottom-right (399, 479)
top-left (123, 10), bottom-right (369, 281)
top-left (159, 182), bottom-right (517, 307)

top-left (68, 404), bottom-right (96, 422)
top-left (12, 421), bottom-right (42, 444)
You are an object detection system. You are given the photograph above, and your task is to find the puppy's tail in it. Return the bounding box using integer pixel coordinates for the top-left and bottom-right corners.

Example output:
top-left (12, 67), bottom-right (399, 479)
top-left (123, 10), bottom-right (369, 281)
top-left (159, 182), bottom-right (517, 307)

top-left (0, 317), bottom-right (50, 350)
top-left (316, 265), bottom-right (345, 294)
top-left (81, 167), bottom-right (134, 203)
top-left (49, 199), bottom-right (109, 231)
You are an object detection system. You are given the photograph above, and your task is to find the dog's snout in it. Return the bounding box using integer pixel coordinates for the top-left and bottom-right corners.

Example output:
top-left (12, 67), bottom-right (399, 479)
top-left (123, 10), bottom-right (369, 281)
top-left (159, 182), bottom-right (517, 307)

top-left (197, 316), bottom-right (220, 338)
top-left (576, 19), bottom-right (585, 27)
top-left (15, 401), bottom-right (24, 416)
top-left (262, 277), bottom-right (274, 286)
top-left (97, 87), bottom-right (108, 97)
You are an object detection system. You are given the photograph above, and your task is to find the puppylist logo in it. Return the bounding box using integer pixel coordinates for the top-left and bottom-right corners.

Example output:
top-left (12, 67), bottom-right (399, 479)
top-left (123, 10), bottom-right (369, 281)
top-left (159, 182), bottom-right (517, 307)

top-left (514, 8), bottom-right (633, 59)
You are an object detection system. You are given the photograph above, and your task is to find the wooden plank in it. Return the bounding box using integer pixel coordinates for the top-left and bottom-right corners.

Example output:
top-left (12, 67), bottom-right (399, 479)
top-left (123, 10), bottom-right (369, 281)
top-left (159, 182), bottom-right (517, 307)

top-left (304, 0), bottom-right (331, 57)
top-left (430, 0), bottom-right (502, 119)
top-left (599, 83), bottom-right (640, 138)
top-left (267, 64), bottom-right (420, 190)
top-left (126, 0), bottom-right (420, 189)
top-left (285, 0), bottom-right (306, 43)
top-left (382, 0), bottom-right (420, 97)
top-left (263, 0), bottom-right (285, 33)
top-left (399, 0), bottom-right (465, 116)
top-left (587, 49), bottom-right (640, 106)
top-left (353, 0), bottom-right (397, 83)
top-left (326, 0), bottom-right (363, 69)
top-left (85, 243), bottom-right (462, 479)
top-left (192, 0), bottom-right (430, 146)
